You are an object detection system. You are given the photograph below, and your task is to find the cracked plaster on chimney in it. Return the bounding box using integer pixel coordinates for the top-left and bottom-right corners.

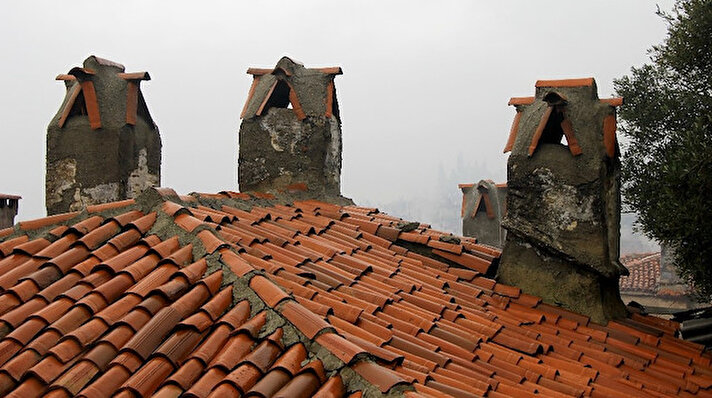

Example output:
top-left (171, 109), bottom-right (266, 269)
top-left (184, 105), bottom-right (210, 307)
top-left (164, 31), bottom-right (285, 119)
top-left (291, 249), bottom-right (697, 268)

top-left (46, 158), bottom-right (77, 207)
top-left (127, 148), bottom-right (159, 198)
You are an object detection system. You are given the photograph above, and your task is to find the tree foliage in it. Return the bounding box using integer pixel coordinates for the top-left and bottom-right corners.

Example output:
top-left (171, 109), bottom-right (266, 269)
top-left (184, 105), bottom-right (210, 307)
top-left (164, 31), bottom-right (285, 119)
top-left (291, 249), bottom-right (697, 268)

top-left (614, 0), bottom-right (712, 300)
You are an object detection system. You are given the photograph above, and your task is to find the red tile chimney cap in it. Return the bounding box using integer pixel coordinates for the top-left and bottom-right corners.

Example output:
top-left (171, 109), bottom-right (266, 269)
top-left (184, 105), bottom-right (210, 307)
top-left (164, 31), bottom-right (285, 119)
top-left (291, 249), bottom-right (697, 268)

top-left (535, 78), bottom-right (594, 88)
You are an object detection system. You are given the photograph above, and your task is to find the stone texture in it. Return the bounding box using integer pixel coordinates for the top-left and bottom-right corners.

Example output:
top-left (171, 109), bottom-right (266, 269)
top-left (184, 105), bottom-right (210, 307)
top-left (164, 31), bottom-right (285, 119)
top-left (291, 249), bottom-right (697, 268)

top-left (238, 57), bottom-right (342, 196)
top-left (497, 79), bottom-right (628, 323)
top-left (46, 56), bottom-right (161, 215)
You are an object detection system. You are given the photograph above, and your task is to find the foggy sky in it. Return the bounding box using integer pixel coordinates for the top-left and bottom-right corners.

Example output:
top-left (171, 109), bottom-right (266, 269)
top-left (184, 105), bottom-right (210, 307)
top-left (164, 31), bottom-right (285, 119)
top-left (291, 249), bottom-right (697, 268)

top-left (0, 1), bottom-right (673, 221)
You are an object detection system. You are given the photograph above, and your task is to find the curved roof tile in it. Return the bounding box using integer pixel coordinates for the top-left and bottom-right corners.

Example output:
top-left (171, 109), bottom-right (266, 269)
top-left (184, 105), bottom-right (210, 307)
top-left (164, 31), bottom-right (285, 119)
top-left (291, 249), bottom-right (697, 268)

top-left (0, 192), bottom-right (708, 397)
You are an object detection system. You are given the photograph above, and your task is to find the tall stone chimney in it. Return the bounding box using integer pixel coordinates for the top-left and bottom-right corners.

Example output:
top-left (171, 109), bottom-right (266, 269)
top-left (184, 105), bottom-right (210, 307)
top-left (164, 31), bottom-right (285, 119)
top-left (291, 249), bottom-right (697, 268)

top-left (497, 78), bottom-right (627, 323)
top-left (46, 56), bottom-right (161, 215)
top-left (238, 57), bottom-right (342, 195)
top-left (460, 180), bottom-right (507, 248)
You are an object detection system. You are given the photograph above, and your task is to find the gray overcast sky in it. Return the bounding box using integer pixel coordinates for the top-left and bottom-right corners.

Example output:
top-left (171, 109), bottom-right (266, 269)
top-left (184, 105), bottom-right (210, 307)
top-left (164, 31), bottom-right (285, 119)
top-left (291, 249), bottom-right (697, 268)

top-left (0, 1), bottom-right (673, 221)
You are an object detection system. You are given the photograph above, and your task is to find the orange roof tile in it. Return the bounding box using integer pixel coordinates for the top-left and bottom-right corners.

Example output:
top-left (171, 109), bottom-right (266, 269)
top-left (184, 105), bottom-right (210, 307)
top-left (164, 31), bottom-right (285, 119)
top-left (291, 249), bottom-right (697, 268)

top-left (620, 252), bottom-right (691, 297)
top-left (508, 97), bottom-right (535, 106)
top-left (0, 191), bottom-right (708, 397)
top-left (535, 78), bottom-right (595, 88)
top-left (601, 97), bottom-right (624, 107)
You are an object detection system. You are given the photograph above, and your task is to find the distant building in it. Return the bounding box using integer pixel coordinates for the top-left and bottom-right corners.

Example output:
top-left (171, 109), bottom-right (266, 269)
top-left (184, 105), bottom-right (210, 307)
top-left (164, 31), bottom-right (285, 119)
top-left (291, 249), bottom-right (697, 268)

top-left (620, 247), bottom-right (702, 313)
top-left (0, 194), bottom-right (20, 228)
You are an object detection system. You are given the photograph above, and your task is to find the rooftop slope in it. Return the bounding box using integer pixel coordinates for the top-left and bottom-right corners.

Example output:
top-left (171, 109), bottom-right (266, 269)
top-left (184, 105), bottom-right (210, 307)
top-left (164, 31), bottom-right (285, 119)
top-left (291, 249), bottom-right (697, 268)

top-left (0, 189), bottom-right (710, 398)
top-left (620, 253), bottom-right (661, 293)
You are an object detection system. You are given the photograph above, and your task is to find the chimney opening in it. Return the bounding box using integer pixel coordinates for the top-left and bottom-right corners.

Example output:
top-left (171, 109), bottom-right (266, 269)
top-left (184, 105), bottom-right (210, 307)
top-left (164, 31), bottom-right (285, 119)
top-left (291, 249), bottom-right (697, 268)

top-left (541, 108), bottom-right (566, 145)
top-left (264, 79), bottom-right (292, 112)
top-left (474, 197), bottom-right (487, 217)
top-left (68, 89), bottom-right (88, 119)
top-left (543, 91), bottom-right (567, 106)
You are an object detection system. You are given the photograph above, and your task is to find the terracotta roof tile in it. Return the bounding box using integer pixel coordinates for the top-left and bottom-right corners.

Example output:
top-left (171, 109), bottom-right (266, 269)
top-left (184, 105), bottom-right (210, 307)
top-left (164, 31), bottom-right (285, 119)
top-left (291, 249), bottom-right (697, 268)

top-left (619, 252), bottom-right (689, 297)
top-left (0, 228), bottom-right (14, 239)
top-left (18, 212), bottom-right (80, 232)
top-left (281, 300), bottom-right (332, 339)
top-left (86, 199), bottom-right (135, 213)
top-left (601, 97), bottom-right (624, 107)
top-left (0, 193), bottom-right (709, 397)
top-left (353, 360), bottom-right (410, 393)
top-left (12, 237), bottom-right (51, 256)
top-left (0, 236), bottom-right (30, 257)
top-left (250, 274), bottom-right (290, 308)
top-left (127, 212), bottom-right (157, 234)
top-left (535, 77), bottom-right (595, 87)
top-left (316, 331), bottom-right (367, 364)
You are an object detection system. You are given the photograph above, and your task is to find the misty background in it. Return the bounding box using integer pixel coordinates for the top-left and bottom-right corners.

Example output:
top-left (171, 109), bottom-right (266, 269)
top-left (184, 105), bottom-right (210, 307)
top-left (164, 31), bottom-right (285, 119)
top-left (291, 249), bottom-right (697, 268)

top-left (0, 1), bottom-right (666, 253)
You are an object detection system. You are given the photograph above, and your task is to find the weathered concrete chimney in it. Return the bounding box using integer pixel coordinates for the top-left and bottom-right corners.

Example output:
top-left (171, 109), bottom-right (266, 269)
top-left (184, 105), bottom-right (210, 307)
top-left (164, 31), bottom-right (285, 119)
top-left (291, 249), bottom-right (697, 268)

top-left (0, 194), bottom-right (20, 228)
top-left (46, 56), bottom-right (161, 215)
top-left (460, 180), bottom-right (507, 248)
top-left (238, 57), bottom-right (342, 195)
top-left (497, 78), bottom-right (627, 323)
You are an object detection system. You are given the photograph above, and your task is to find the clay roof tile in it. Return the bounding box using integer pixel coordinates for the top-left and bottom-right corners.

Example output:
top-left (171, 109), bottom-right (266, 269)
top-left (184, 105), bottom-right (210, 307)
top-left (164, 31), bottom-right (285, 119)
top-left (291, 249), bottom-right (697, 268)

top-left (1, 192), bottom-right (710, 397)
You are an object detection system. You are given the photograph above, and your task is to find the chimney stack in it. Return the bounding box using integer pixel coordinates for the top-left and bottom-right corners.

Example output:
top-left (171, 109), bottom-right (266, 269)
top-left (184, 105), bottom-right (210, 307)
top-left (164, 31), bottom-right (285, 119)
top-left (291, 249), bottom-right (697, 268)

top-left (46, 56), bottom-right (161, 215)
top-left (460, 180), bottom-right (507, 248)
top-left (238, 57), bottom-right (342, 196)
top-left (497, 78), bottom-right (627, 323)
top-left (0, 194), bottom-right (21, 228)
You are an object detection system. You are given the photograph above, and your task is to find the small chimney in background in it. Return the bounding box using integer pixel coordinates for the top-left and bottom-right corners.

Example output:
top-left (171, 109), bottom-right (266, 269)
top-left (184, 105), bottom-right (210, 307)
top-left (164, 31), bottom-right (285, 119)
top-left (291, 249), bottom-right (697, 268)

top-left (46, 56), bottom-right (161, 215)
top-left (238, 57), bottom-right (343, 196)
top-left (460, 180), bottom-right (507, 248)
top-left (0, 194), bottom-right (21, 228)
top-left (497, 78), bottom-right (627, 323)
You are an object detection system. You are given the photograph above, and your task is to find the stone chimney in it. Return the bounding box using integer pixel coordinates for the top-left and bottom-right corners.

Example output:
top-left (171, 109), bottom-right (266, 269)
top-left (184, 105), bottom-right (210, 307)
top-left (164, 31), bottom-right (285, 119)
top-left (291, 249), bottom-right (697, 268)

top-left (238, 57), bottom-right (342, 195)
top-left (460, 180), bottom-right (507, 248)
top-left (46, 56), bottom-right (161, 215)
top-left (0, 194), bottom-right (20, 228)
top-left (497, 78), bottom-right (627, 323)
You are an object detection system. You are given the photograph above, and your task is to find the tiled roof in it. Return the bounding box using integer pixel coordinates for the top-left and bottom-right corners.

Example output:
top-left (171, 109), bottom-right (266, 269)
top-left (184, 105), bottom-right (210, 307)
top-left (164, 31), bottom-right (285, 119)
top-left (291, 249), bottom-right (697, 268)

top-left (620, 253), bottom-right (661, 293)
top-left (620, 253), bottom-right (691, 298)
top-left (0, 190), bottom-right (711, 397)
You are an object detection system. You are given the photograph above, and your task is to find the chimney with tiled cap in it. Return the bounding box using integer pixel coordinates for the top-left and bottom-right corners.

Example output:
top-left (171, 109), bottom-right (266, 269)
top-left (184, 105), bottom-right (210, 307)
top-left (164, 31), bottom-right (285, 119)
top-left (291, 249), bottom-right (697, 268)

top-left (497, 78), bottom-right (627, 323)
top-left (0, 194), bottom-right (21, 228)
top-left (46, 56), bottom-right (161, 215)
top-left (238, 56), bottom-right (342, 196)
top-left (460, 180), bottom-right (507, 248)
